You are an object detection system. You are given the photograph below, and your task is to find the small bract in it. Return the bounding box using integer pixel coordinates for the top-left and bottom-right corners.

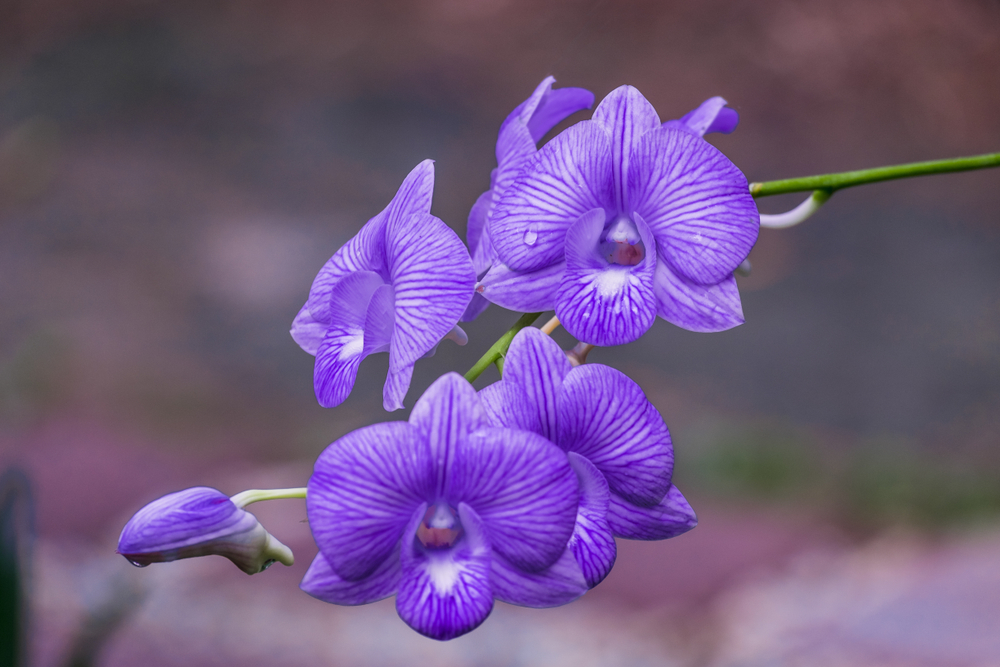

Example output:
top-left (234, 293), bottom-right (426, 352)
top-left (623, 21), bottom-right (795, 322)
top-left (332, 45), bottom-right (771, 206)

top-left (292, 160), bottom-right (476, 411)
top-left (118, 487), bottom-right (294, 575)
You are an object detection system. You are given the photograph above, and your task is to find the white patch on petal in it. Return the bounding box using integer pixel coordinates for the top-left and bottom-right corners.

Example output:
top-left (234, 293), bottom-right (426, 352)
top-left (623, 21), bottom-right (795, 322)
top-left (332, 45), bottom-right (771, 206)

top-left (592, 267), bottom-right (630, 297)
top-left (424, 557), bottom-right (463, 596)
top-left (338, 334), bottom-right (364, 361)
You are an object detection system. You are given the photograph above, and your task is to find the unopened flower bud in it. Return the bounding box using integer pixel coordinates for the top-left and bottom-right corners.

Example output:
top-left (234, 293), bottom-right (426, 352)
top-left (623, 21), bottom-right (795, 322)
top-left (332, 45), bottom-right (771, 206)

top-left (117, 487), bottom-right (294, 575)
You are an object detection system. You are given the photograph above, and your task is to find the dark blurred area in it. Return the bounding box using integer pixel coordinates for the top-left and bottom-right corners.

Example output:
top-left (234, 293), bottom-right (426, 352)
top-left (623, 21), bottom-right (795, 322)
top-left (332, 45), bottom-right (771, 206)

top-left (1, 0), bottom-right (999, 665)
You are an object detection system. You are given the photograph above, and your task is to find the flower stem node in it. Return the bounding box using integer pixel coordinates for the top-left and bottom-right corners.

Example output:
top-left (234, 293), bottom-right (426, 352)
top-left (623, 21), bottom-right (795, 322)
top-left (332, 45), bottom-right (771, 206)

top-left (117, 487), bottom-right (294, 575)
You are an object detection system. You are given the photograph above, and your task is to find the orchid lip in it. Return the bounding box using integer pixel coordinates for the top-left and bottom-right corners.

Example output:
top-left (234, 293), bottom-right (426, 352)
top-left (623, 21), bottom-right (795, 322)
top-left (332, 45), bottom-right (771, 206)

top-left (415, 503), bottom-right (463, 549)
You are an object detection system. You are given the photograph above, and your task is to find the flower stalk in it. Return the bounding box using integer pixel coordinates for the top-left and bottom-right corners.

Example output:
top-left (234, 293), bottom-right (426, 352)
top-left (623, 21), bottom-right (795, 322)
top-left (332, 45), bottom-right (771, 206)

top-left (750, 151), bottom-right (1000, 197)
top-left (230, 488), bottom-right (307, 509)
top-left (464, 312), bottom-right (543, 383)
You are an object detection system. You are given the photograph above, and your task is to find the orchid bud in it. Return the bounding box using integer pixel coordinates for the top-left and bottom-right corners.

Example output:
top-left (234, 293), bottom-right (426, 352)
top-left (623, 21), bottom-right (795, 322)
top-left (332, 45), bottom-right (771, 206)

top-left (117, 487), bottom-right (294, 575)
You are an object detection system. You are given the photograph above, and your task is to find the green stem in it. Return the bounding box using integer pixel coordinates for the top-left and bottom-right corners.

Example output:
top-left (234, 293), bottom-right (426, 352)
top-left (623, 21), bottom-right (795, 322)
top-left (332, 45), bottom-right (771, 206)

top-left (229, 487), bottom-right (307, 508)
top-left (750, 151), bottom-right (1000, 198)
top-left (464, 312), bottom-right (543, 383)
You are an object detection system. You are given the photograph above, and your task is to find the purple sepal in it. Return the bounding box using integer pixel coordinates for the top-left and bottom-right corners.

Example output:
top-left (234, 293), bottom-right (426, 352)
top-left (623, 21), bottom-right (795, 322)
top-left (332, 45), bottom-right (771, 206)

top-left (396, 503), bottom-right (494, 641)
top-left (606, 485), bottom-right (698, 540)
top-left (499, 327), bottom-right (571, 441)
top-left (631, 127), bottom-right (758, 286)
top-left (556, 364), bottom-right (673, 507)
top-left (476, 260), bottom-right (565, 314)
top-left (566, 453), bottom-right (616, 588)
top-left (450, 427), bottom-right (579, 573)
top-left (490, 548), bottom-right (587, 607)
top-left (307, 421), bottom-right (431, 580)
top-left (654, 262), bottom-right (745, 332)
top-left (663, 96), bottom-right (739, 137)
top-left (300, 550), bottom-right (401, 605)
top-left (117, 487), bottom-right (293, 575)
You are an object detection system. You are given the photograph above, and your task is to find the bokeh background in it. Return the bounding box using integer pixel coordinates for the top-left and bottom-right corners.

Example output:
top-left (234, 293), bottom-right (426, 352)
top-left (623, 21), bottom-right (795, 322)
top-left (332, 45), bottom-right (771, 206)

top-left (2, 0), bottom-right (1000, 665)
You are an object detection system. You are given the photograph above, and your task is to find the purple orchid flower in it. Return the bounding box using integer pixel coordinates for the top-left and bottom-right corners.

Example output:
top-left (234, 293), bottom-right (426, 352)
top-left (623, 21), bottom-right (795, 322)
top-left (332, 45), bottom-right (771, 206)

top-left (479, 88), bottom-right (759, 346)
top-left (462, 77), bottom-right (595, 322)
top-left (479, 328), bottom-right (697, 587)
top-left (301, 373), bottom-right (588, 641)
top-left (118, 487), bottom-right (294, 575)
top-left (292, 160), bottom-right (476, 411)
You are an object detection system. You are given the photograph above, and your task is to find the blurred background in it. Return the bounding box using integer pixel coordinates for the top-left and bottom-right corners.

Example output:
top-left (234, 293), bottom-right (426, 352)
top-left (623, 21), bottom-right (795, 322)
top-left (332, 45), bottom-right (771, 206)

top-left (2, 0), bottom-right (1000, 664)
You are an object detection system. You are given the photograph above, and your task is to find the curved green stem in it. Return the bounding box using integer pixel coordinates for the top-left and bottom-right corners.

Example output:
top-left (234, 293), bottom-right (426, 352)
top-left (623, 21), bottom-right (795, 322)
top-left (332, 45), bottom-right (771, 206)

top-left (464, 312), bottom-right (543, 383)
top-left (750, 151), bottom-right (1000, 198)
top-left (230, 487), bottom-right (307, 509)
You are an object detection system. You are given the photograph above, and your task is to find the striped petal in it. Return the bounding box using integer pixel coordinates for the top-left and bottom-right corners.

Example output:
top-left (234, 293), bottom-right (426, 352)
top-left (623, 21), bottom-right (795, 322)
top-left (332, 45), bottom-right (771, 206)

top-left (313, 322), bottom-right (366, 409)
top-left (630, 126), bottom-right (758, 285)
top-left (300, 549), bottom-right (401, 606)
top-left (663, 96), bottom-right (739, 137)
top-left (557, 365), bottom-right (673, 507)
top-left (476, 259), bottom-right (565, 313)
top-left (396, 503), bottom-right (494, 641)
top-left (290, 304), bottom-right (326, 356)
top-left (386, 211), bottom-right (475, 371)
top-left (301, 155), bottom-right (437, 316)
top-left (489, 548), bottom-right (587, 608)
top-left (500, 327), bottom-right (571, 442)
top-left (408, 373), bottom-right (488, 498)
top-left (307, 422), bottom-right (433, 580)
top-left (566, 453), bottom-right (616, 588)
top-left (555, 209), bottom-right (657, 346)
top-left (490, 121), bottom-right (613, 273)
top-left (606, 485), bottom-right (697, 540)
top-left (591, 86), bottom-right (661, 215)
top-left (654, 260), bottom-right (745, 332)
top-left (449, 427), bottom-right (578, 572)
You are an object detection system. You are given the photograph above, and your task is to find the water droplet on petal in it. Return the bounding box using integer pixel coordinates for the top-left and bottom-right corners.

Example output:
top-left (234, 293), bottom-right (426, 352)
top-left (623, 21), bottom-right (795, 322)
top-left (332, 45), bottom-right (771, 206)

top-left (523, 224), bottom-right (538, 246)
top-left (126, 557), bottom-right (150, 568)
top-left (259, 559), bottom-right (276, 572)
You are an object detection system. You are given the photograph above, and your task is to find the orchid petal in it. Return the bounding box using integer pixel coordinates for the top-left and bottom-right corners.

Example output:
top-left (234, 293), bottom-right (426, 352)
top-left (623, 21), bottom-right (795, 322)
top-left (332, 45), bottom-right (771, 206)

top-left (290, 304), bottom-right (326, 356)
top-left (382, 362), bottom-right (415, 412)
top-left (490, 548), bottom-right (587, 608)
top-left (386, 212), bottom-right (475, 371)
top-left (555, 209), bottom-right (657, 346)
top-left (397, 503), bottom-right (493, 641)
top-left (557, 365), bottom-right (673, 506)
top-left (307, 422), bottom-right (433, 580)
top-left (467, 189), bottom-right (496, 276)
top-left (476, 260), bottom-right (565, 313)
top-left (590, 85), bottom-right (661, 215)
top-left (631, 127), bottom-right (758, 285)
top-left (300, 549), bottom-right (401, 606)
top-left (490, 122), bottom-right (613, 273)
top-left (500, 327), bottom-right (572, 441)
top-left (526, 87), bottom-right (596, 144)
top-left (450, 427), bottom-right (578, 572)
top-left (408, 373), bottom-right (488, 497)
top-left (460, 293), bottom-right (491, 323)
top-left (606, 485), bottom-right (697, 540)
top-left (302, 155), bottom-right (436, 313)
top-left (567, 453), bottom-right (616, 588)
top-left (654, 260), bottom-right (745, 332)
top-left (664, 97), bottom-right (739, 137)
top-left (313, 322), bottom-right (366, 409)
top-left (478, 380), bottom-right (539, 434)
